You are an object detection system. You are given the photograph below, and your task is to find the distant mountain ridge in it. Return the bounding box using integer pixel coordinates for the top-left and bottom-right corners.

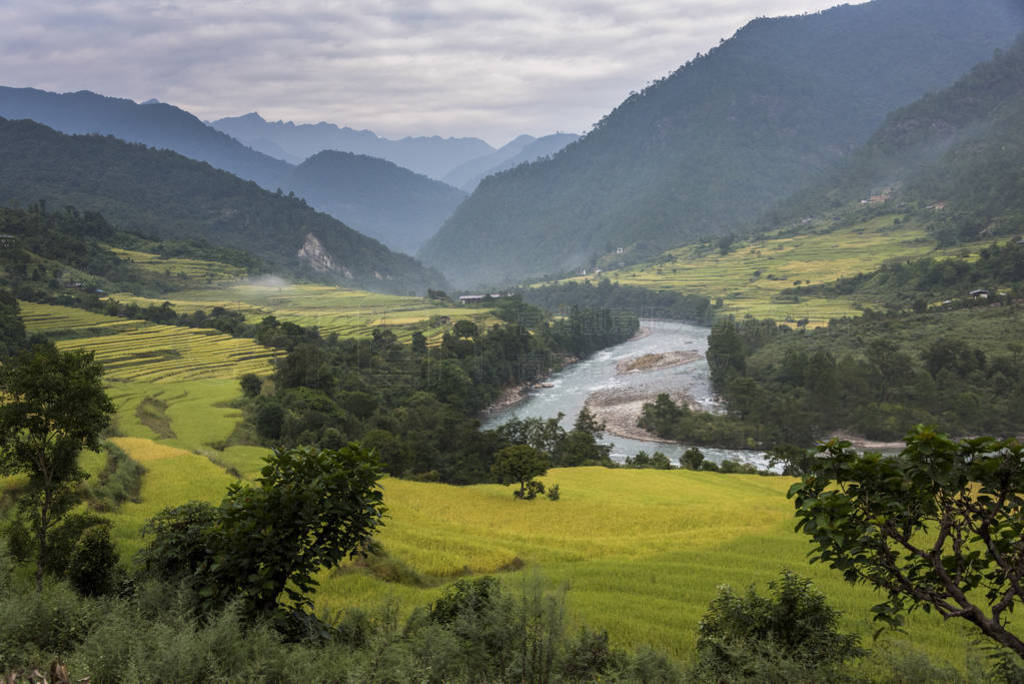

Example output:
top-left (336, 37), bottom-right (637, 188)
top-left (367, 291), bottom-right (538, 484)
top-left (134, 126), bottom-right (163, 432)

top-left (444, 133), bottom-right (580, 193)
top-left (419, 0), bottom-right (1024, 288)
top-left (0, 117), bottom-right (447, 293)
top-left (210, 112), bottom-right (493, 180)
top-left (0, 87), bottom-right (292, 190)
top-left (0, 87), bottom-right (466, 253)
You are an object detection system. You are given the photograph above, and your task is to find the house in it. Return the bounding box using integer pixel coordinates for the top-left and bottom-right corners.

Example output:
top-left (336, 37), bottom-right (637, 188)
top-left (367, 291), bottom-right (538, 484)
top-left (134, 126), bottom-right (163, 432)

top-left (0, 234), bottom-right (16, 249)
top-left (969, 289), bottom-right (990, 299)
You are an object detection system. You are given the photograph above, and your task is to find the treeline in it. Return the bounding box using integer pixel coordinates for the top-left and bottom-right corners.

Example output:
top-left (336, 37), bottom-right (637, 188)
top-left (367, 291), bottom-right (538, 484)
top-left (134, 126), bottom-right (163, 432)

top-left (244, 302), bottom-right (638, 484)
top-left (644, 306), bottom-right (1024, 449)
top-left (518, 279), bottom-right (714, 324)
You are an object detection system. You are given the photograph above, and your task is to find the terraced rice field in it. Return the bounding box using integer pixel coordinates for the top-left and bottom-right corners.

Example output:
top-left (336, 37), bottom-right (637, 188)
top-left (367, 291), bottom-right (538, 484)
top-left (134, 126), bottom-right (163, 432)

top-left (21, 302), bottom-right (280, 456)
top-left (107, 282), bottom-right (497, 342)
top-left (564, 214), bottom-right (941, 325)
top-left (313, 467), bottom-right (976, 667)
top-left (107, 247), bottom-right (248, 282)
top-left (22, 302), bottom-right (282, 384)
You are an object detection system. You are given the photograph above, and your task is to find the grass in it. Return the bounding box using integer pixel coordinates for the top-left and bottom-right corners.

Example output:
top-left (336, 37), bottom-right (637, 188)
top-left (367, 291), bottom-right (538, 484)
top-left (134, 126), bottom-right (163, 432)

top-left (106, 282), bottom-right (498, 343)
top-left (106, 247), bottom-right (248, 282)
top-left (562, 214), bottom-right (953, 326)
top-left (309, 467), bottom-right (978, 667)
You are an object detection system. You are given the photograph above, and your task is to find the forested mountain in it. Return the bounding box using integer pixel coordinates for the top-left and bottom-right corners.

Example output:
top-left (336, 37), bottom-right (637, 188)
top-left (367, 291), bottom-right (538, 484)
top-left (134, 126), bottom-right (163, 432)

top-left (419, 0), bottom-right (1024, 288)
top-left (765, 32), bottom-right (1024, 233)
top-left (0, 87), bottom-right (292, 190)
top-left (0, 87), bottom-right (473, 253)
top-left (447, 133), bottom-right (580, 193)
top-left (210, 112), bottom-right (493, 180)
top-left (0, 118), bottom-right (447, 293)
top-left (286, 151), bottom-right (467, 254)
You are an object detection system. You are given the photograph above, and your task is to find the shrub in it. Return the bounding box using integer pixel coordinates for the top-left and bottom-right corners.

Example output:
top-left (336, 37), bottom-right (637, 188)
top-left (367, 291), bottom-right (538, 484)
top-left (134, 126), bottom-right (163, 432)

top-left (68, 525), bottom-right (119, 596)
top-left (692, 570), bottom-right (863, 682)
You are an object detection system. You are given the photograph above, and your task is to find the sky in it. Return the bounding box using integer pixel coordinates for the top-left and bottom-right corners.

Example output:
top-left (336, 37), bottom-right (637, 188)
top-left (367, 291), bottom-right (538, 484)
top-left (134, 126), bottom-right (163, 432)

top-left (2, 0), bottom-right (865, 147)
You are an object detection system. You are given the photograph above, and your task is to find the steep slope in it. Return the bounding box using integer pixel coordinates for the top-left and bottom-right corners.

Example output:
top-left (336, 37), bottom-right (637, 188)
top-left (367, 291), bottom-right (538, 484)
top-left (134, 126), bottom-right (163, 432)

top-left (420, 0), bottom-right (1024, 288)
top-left (211, 112), bottom-right (493, 180)
top-left (765, 33), bottom-right (1024, 233)
top-left (0, 87), bottom-right (291, 190)
top-left (0, 118), bottom-right (446, 294)
top-left (452, 133), bottom-right (580, 193)
top-left (286, 151), bottom-right (467, 254)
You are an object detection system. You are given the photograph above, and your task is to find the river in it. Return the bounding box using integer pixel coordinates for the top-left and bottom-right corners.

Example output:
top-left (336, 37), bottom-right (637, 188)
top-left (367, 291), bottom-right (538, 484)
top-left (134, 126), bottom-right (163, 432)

top-left (482, 319), bottom-right (767, 467)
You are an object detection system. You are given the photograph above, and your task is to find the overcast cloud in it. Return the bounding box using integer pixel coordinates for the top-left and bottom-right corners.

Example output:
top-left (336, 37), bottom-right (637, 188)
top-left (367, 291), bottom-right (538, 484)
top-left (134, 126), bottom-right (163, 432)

top-left (2, 0), bottom-right (864, 145)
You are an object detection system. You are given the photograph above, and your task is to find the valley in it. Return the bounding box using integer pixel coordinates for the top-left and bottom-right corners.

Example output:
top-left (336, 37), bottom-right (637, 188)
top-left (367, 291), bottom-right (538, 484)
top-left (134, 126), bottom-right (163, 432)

top-left (3, 0), bottom-right (1024, 680)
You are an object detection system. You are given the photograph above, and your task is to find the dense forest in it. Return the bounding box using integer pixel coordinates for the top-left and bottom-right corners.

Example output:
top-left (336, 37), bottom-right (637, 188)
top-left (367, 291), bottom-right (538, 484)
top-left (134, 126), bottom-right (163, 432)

top-left (241, 298), bottom-right (638, 484)
top-left (420, 0), bottom-right (1024, 287)
top-left (0, 118), bottom-right (446, 293)
top-left (643, 297), bottom-right (1024, 451)
top-left (764, 33), bottom-right (1024, 238)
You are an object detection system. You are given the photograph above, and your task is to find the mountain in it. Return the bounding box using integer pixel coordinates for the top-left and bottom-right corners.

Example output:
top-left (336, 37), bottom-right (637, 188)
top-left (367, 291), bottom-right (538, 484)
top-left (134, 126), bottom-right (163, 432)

top-left (446, 133), bottom-right (580, 193)
top-left (0, 87), bottom-right (291, 190)
top-left (765, 32), bottom-right (1024, 234)
top-left (442, 135), bottom-right (536, 190)
top-left (210, 112), bottom-right (493, 180)
top-left (0, 87), bottom-right (470, 252)
top-left (286, 151), bottom-right (467, 254)
top-left (0, 117), bottom-right (447, 294)
top-left (419, 0), bottom-right (1024, 289)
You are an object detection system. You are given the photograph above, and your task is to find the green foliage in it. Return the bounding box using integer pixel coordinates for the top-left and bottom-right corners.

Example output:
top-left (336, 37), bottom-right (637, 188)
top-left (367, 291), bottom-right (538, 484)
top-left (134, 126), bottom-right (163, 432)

top-left (521, 278), bottom-right (713, 324)
top-left (239, 372), bottom-right (263, 398)
top-left (491, 445), bottom-right (549, 499)
top-left (790, 426), bottom-right (1024, 657)
top-left (692, 571), bottom-right (863, 682)
top-left (624, 450), bottom-right (672, 469)
top-left (0, 343), bottom-right (114, 589)
top-left (680, 447), bottom-right (705, 470)
top-left (140, 445), bottom-right (386, 619)
top-left (89, 441), bottom-right (145, 511)
top-left (137, 501), bottom-right (220, 582)
top-left (68, 525), bottom-right (119, 597)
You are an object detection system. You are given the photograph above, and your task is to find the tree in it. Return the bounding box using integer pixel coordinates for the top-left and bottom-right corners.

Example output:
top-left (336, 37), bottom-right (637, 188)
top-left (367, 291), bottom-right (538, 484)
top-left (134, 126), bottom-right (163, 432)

top-left (239, 372), bottom-right (263, 398)
top-left (141, 444), bottom-right (387, 618)
top-left (789, 426), bottom-right (1024, 657)
top-left (492, 445), bottom-right (549, 499)
top-left (680, 447), bottom-right (705, 470)
top-left (693, 570), bottom-right (862, 681)
top-left (0, 343), bottom-right (114, 590)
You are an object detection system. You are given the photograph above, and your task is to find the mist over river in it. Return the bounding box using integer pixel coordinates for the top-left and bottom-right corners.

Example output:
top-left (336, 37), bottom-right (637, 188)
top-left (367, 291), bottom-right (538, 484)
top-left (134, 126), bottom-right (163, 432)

top-left (483, 319), bottom-right (766, 467)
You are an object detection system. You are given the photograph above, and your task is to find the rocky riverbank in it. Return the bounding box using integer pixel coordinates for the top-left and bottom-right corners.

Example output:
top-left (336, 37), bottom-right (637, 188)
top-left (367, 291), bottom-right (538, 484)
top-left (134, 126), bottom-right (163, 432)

top-left (585, 387), bottom-right (697, 444)
top-left (616, 350), bottom-right (702, 374)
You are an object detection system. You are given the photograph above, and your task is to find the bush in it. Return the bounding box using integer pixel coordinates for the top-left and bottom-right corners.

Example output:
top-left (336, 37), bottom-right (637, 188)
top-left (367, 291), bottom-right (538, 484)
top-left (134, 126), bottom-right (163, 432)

top-left (692, 570), bottom-right (863, 682)
top-left (68, 525), bottom-right (119, 596)
top-left (546, 484), bottom-right (561, 501)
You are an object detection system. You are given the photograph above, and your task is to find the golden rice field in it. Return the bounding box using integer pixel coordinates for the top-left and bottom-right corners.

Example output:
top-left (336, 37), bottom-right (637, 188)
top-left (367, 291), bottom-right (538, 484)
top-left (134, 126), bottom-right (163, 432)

top-left (107, 247), bottom-right (248, 282)
top-left (106, 281), bottom-right (497, 343)
top-left (20, 302), bottom-right (280, 455)
top-left (563, 214), bottom-right (942, 326)
top-left (316, 468), bottom-right (978, 667)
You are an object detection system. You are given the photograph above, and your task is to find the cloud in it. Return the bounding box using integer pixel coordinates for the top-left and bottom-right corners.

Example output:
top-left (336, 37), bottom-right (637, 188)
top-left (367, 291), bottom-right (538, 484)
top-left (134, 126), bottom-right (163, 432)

top-left (0, 0), bottom-right (859, 145)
